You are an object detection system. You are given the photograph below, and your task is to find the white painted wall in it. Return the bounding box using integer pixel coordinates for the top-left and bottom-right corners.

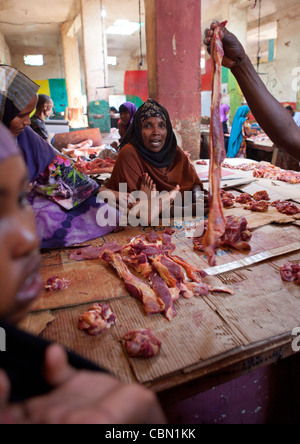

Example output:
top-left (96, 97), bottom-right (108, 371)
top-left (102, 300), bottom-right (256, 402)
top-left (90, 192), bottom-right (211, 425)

top-left (257, 7), bottom-right (300, 104)
top-left (0, 29), bottom-right (11, 65)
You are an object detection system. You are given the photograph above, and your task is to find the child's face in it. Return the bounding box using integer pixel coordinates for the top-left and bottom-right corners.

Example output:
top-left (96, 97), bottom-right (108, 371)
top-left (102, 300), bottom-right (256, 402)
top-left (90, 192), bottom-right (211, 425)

top-left (0, 155), bottom-right (42, 324)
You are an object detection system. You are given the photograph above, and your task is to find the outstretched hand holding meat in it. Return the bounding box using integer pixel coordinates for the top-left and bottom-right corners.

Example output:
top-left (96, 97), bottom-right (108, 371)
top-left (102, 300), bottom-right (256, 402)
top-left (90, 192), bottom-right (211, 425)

top-left (204, 21), bottom-right (300, 162)
top-left (204, 22), bottom-right (246, 70)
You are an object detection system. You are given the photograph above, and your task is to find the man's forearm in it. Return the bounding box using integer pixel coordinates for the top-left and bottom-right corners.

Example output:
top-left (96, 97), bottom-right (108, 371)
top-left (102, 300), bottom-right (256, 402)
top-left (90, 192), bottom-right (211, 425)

top-left (231, 56), bottom-right (300, 160)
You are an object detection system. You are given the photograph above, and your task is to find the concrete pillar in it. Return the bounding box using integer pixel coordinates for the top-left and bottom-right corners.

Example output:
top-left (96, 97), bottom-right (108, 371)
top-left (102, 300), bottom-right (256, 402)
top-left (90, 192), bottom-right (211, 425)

top-left (145, 0), bottom-right (202, 160)
top-left (61, 20), bottom-right (85, 127)
top-left (80, 0), bottom-right (109, 104)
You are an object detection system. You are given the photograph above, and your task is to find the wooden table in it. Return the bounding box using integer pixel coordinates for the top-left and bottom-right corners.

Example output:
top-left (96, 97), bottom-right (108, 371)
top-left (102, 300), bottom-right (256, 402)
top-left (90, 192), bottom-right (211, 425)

top-left (21, 160), bottom-right (300, 406)
top-left (246, 137), bottom-right (279, 165)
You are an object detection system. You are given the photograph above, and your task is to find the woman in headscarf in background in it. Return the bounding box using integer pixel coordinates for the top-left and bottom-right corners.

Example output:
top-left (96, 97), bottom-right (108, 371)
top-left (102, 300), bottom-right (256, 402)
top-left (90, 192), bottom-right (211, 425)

top-left (220, 103), bottom-right (230, 152)
top-left (0, 65), bottom-right (119, 248)
top-left (105, 98), bottom-right (207, 221)
top-left (118, 101), bottom-right (138, 143)
top-left (227, 105), bottom-right (257, 158)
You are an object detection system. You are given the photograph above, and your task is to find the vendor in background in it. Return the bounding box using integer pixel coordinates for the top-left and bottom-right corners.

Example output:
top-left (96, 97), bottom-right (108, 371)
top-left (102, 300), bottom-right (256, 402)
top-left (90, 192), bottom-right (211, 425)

top-left (118, 102), bottom-right (138, 143)
top-left (286, 105), bottom-right (300, 127)
top-left (30, 94), bottom-right (54, 141)
top-left (227, 105), bottom-right (257, 158)
top-left (204, 22), bottom-right (300, 162)
top-left (105, 98), bottom-right (208, 224)
top-left (220, 103), bottom-right (230, 152)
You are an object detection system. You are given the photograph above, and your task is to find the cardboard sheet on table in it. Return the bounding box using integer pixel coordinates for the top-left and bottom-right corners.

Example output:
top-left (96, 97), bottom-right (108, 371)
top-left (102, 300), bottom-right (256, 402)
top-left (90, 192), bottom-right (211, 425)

top-left (237, 178), bottom-right (300, 203)
top-left (39, 250), bottom-right (300, 385)
top-left (204, 251), bottom-right (300, 345)
top-left (34, 224), bottom-right (300, 312)
top-left (40, 288), bottom-right (244, 384)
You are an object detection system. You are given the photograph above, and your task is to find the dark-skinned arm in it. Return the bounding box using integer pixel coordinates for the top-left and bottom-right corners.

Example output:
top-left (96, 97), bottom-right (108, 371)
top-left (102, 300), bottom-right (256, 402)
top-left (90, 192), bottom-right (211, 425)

top-left (204, 22), bottom-right (300, 161)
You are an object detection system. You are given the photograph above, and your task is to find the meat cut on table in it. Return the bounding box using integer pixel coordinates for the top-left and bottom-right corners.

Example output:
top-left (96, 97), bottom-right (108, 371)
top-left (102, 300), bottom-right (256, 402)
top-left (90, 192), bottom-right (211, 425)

top-left (122, 329), bottom-right (162, 358)
top-left (271, 200), bottom-right (300, 215)
top-left (253, 163), bottom-right (300, 184)
top-left (75, 156), bottom-right (116, 174)
top-left (194, 216), bottom-right (252, 253)
top-left (243, 200), bottom-right (269, 212)
top-left (67, 228), bottom-right (234, 322)
top-left (280, 262), bottom-right (300, 285)
top-left (78, 303), bottom-right (117, 336)
top-left (44, 276), bottom-right (71, 292)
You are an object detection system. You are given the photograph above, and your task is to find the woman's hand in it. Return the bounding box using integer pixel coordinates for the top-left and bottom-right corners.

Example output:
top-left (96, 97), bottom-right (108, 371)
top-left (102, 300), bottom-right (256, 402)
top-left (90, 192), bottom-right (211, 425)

top-left (203, 21), bottom-right (247, 70)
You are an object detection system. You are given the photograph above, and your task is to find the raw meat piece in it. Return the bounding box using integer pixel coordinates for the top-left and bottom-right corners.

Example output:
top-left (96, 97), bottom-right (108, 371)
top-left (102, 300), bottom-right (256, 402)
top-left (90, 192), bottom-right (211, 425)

top-left (151, 255), bottom-right (185, 288)
top-left (253, 190), bottom-right (270, 201)
top-left (121, 250), bottom-right (153, 278)
top-left (123, 329), bottom-right (161, 358)
top-left (271, 200), bottom-right (300, 215)
top-left (126, 232), bottom-right (176, 257)
top-left (100, 250), bottom-right (165, 315)
top-left (194, 216), bottom-right (251, 252)
top-left (149, 272), bottom-right (178, 321)
top-left (69, 242), bottom-right (122, 261)
top-left (45, 276), bottom-right (71, 292)
top-left (185, 282), bottom-right (210, 297)
top-left (78, 303), bottom-right (116, 336)
top-left (75, 157), bottom-right (116, 174)
top-left (243, 200), bottom-right (269, 212)
top-left (222, 162), bottom-right (257, 171)
top-left (253, 163), bottom-right (300, 184)
top-left (169, 254), bottom-right (208, 283)
top-left (202, 22), bottom-right (228, 266)
top-left (280, 262), bottom-right (300, 284)
top-left (221, 190), bottom-right (235, 208)
top-left (218, 216), bottom-right (252, 250)
top-left (235, 193), bottom-right (253, 204)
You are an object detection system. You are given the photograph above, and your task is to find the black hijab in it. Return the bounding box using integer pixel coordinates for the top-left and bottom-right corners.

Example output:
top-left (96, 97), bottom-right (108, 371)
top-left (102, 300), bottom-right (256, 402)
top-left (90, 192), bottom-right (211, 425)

top-left (119, 98), bottom-right (178, 168)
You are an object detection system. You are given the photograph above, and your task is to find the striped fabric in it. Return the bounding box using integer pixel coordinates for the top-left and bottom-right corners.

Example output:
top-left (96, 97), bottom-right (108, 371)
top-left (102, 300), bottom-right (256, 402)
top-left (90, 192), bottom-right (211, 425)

top-left (0, 65), bottom-right (39, 123)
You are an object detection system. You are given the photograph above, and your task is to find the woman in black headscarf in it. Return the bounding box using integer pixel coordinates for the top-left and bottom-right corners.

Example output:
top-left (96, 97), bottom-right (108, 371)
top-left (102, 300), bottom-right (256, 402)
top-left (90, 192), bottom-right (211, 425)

top-left (107, 99), bottom-right (204, 196)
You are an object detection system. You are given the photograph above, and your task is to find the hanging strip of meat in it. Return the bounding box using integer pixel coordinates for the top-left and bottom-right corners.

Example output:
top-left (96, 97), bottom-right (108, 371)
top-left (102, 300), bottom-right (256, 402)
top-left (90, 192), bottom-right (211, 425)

top-left (202, 22), bottom-right (227, 267)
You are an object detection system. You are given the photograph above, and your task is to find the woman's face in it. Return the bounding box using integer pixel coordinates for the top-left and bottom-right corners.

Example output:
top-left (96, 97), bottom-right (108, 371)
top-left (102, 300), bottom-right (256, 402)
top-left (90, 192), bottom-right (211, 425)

top-left (120, 109), bottom-right (131, 126)
top-left (9, 94), bottom-right (38, 137)
top-left (0, 155), bottom-right (42, 324)
top-left (141, 117), bottom-right (167, 153)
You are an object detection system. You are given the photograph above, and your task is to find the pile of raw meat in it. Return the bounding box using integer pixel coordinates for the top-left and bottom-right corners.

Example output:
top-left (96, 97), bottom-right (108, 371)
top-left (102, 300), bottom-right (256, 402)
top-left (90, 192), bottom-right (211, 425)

top-left (220, 190), bottom-right (300, 215)
top-left (75, 156), bottom-right (116, 174)
top-left (71, 229), bottom-right (234, 323)
top-left (253, 163), bottom-right (300, 184)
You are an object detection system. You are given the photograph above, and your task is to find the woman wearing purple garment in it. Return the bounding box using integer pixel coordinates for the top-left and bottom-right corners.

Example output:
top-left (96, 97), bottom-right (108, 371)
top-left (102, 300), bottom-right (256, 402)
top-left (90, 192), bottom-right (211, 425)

top-left (118, 101), bottom-right (138, 143)
top-left (0, 65), bottom-right (119, 248)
